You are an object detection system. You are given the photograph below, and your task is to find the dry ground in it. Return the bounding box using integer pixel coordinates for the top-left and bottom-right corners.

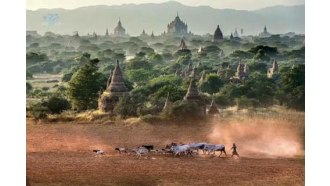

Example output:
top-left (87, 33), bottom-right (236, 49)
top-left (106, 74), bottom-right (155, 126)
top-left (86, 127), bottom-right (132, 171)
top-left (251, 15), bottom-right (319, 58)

top-left (27, 117), bottom-right (304, 186)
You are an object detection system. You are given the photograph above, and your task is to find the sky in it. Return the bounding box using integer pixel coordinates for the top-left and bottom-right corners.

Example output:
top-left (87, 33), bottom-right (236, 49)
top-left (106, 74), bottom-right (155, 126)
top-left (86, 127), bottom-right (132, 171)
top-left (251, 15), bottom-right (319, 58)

top-left (27, 0), bottom-right (305, 11)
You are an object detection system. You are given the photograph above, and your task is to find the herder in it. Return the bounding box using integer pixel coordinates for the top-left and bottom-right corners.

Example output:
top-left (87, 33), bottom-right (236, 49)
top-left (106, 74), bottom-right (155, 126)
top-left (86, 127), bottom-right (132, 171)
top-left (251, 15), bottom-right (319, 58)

top-left (231, 143), bottom-right (239, 157)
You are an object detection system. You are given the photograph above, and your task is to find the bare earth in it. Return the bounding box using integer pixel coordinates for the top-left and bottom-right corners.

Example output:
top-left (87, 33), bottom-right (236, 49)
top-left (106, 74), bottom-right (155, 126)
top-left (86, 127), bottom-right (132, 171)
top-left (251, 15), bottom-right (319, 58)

top-left (26, 119), bottom-right (304, 186)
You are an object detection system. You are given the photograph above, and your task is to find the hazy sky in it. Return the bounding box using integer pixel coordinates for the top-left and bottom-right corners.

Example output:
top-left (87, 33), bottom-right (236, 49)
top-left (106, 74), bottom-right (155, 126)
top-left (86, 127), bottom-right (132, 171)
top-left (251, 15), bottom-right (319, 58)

top-left (27, 0), bottom-right (304, 11)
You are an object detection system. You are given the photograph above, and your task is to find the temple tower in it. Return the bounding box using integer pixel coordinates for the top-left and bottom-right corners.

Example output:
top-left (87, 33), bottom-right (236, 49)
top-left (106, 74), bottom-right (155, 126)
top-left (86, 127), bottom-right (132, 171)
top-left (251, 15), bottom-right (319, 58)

top-left (114, 18), bottom-right (126, 37)
top-left (214, 25), bottom-right (223, 43)
top-left (234, 61), bottom-right (249, 80)
top-left (167, 12), bottom-right (188, 36)
top-left (184, 69), bottom-right (201, 101)
top-left (99, 60), bottom-right (128, 112)
top-left (267, 60), bottom-right (279, 78)
top-left (105, 28), bottom-right (109, 36)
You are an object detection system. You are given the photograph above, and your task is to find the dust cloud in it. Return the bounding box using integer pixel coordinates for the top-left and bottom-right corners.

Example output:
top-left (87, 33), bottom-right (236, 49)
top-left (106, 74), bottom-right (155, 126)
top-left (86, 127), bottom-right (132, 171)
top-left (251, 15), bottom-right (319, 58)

top-left (208, 118), bottom-right (304, 157)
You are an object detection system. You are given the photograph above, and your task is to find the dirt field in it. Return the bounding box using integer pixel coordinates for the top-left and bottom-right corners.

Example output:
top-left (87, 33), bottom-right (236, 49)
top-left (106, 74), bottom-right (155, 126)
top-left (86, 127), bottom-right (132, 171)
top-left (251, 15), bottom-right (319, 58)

top-left (26, 117), bottom-right (305, 186)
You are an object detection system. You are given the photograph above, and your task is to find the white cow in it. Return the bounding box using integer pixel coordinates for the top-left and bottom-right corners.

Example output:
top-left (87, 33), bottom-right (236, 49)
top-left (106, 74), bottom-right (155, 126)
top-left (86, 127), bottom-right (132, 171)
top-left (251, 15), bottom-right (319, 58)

top-left (204, 144), bottom-right (227, 157)
top-left (189, 142), bottom-right (207, 153)
top-left (171, 144), bottom-right (193, 157)
top-left (131, 146), bottom-right (150, 158)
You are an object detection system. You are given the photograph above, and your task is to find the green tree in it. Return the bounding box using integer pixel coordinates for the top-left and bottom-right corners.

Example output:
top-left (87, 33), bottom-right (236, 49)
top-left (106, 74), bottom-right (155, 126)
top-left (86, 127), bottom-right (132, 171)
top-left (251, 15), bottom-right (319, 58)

top-left (279, 64), bottom-right (305, 110)
top-left (67, 55), bottom-right (105, 111)
top-left (126, 58), bottom-right (152, 70)
top-left (165, 100), bottom-right (205, 121)
top-left (45, 96), bottom-right (71, 114)
top-left (126, 69), bottom-right (152, 85)
top-left (199, 74), bottom-right (225, 94)
top-left (26, 82), bottom-right (33, 94)
top-left (114, 96), bottom-right (137, 118)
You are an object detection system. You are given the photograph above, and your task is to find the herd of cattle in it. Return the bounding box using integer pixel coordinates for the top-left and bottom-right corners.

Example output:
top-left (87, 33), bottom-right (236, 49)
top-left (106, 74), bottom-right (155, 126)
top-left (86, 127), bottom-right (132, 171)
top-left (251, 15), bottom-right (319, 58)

top-left (93, 142), bottom-right (238, 158)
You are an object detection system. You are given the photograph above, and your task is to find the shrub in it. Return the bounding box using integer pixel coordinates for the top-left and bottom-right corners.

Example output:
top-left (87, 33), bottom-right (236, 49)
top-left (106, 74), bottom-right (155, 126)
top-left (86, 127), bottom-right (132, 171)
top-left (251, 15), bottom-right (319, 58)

top-left (46, 96), bottom-right (71, 114)
top-left (26, 82), bottom-right (33, 94)
top-left (28, 102), bottom-right (49, 119)
top-left (114, 96), bottom-right (137, 118)
top-left (164, 100), bottom-right (205, 121)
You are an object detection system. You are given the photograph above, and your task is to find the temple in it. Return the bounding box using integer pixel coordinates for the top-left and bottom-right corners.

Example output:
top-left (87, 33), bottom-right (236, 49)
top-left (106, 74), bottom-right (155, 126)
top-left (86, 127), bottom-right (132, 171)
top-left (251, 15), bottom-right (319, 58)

top-left (234, 62), bottom-right (249, 80)
top-left (233, 28), bottom-right (239, 38)
top-left (140, 29), bottom-right (147, 37)
top-left (183, 69), bottom-right (206, 116)
top-left (184, 69), bottom-right (202, 101)
top-left (113, 18), bottom-right (126, 37)
top-left (214, 25), bottom-right (223, 43)
top-left (267, 60), bottom-right (279, 78)
top-left (98, 60), bottom-right (128, 112)
top-left (259, 25), bottom-right (271, 38)
top-left (167, 13), bottom-right (188, 36)
top-left (105, 28), bottom-right (109, 36)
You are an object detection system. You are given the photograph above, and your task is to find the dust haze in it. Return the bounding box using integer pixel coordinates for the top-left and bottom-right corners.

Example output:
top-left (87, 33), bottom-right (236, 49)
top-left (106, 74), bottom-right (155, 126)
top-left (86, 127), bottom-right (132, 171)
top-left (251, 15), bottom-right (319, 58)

top-left (208, 118), bottom-right (304, 157)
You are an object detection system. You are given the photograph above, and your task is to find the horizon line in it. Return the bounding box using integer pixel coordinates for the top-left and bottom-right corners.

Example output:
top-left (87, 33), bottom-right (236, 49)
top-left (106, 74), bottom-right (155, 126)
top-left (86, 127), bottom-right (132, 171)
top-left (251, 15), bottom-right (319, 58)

top-left (26, 1), bottom-right (305, 12)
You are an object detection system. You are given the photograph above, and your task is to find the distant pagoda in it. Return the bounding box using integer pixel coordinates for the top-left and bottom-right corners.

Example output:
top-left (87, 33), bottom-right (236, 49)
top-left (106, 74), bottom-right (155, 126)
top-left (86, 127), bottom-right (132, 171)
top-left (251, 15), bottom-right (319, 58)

top-left (213, 25), bottom-right (223, 43)
top-left (99, 60), bottom-right (128, 112)
top-left (167, 12), bottom-right (188, 36)
top-left (105, 28), bottom-right (109, 36)
top-left (233, 61), bottom-right (249, 80)
top-left (113, 18), bottom-right (126, 37)
top-left (233, 28), bottom-right (239, 38)
top-left (267, 59), bottom-right (279, 78)
top-left (259, 25), bottom-right (271, 38)
top-left (140, 29), bottom-right (147, 37)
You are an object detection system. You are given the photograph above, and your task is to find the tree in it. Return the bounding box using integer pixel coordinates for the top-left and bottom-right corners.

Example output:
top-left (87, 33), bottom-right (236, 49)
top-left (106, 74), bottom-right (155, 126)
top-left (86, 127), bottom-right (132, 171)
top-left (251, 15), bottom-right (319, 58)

top-left (279, 64), bottom-right (305, 110)
top-left (26, 82), bottom-right (33, 94)
top-left (149, 53), bottom-right (164, 64)
top-left (229, 50), bottom-right (254, 59)
top-left (114, 96), bottom-right (137, 118)
top-left (67, 55), bottom-right (105, 111)
top-left (126, 69), bottom-right (152, 85)
top-left (45, 96), bottom-right (71, 114)
top-left (165, 100), bottom-right (205, 121)
top-left (126, 58), bottom-right (152, 70)
top-left (199, 74), bottom-right (225, 94)
top-left (28, 102), bottom-right (48, 119)
top-left (244, 72), bottom-right (276, 106)
top-left (62, 72), bottom-right (74, 82)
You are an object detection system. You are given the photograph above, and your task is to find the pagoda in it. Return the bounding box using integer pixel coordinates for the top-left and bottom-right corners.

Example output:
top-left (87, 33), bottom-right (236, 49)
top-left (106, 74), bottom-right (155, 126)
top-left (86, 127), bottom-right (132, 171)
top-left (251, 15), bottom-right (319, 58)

top-left (99, 60), bottom-right (128, 112)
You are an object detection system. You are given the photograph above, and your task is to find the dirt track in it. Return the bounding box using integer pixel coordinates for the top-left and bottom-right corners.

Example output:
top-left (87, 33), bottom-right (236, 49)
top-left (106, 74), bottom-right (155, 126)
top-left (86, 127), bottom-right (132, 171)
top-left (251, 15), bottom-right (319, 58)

top-left (26, 119), bottom-right (304, 186)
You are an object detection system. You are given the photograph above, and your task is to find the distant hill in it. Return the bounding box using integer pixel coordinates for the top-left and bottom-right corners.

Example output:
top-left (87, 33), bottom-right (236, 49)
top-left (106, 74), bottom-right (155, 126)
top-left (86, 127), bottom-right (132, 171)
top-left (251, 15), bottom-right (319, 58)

top-left (26, 1), bottom-right (304, 36)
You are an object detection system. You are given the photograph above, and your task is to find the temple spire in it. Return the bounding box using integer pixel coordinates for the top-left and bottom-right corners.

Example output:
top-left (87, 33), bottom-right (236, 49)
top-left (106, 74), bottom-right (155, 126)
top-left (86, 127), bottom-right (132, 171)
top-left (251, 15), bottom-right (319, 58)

top-left (105, 28), bottom-right (109, 36)
top-left (99, 59), bottom-right (128, 112)
top-left (106, 69), bottom-right (112, 88)
top-left (184, 72), bottom-right (201, 101)
top-left (107, 60), bottom-right (127, 93)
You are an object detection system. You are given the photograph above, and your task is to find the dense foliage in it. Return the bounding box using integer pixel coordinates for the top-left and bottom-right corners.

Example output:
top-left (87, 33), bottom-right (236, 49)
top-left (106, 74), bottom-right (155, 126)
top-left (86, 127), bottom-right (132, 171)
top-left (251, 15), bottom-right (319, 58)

top-left (26, 32), bottom-right (305, 119)
top-left (67, 55), bottom-right (106, 111)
